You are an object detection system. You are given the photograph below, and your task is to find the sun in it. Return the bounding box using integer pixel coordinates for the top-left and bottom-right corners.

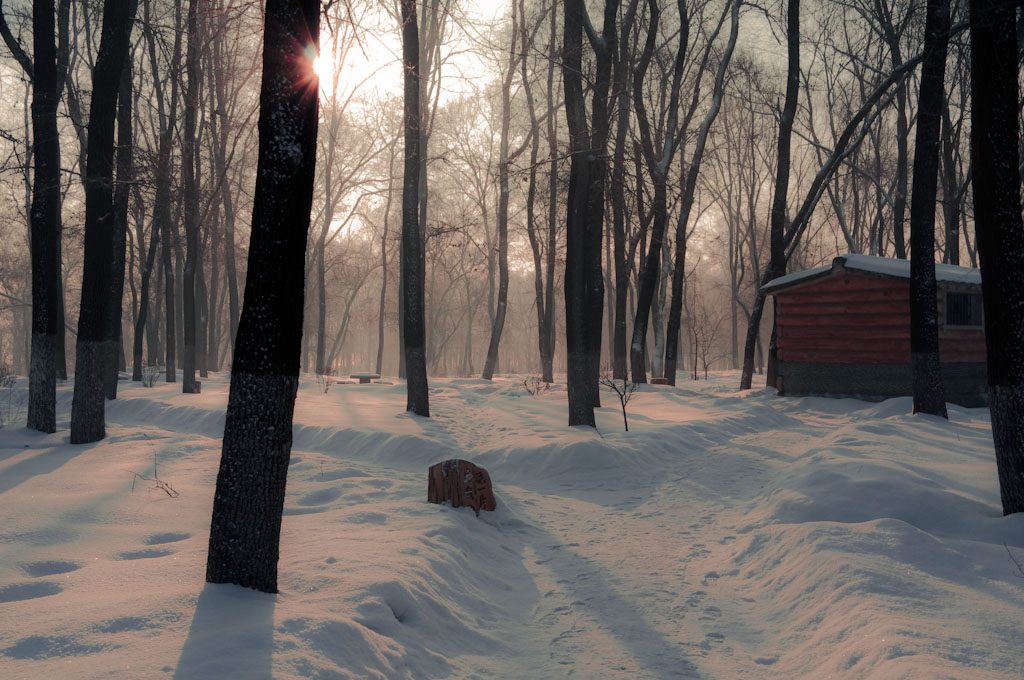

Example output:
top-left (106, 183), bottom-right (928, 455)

top-left (313, 53), bottom-right (333, 84)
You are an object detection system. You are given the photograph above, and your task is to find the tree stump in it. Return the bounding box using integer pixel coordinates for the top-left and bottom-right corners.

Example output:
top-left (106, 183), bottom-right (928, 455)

top-left (427, 459), bottom-right (496, 516)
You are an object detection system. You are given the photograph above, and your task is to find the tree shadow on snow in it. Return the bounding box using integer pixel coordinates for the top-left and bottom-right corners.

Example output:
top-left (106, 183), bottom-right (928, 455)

top-left (174, 583), bottom-right (275, 679)
top-left (0, 439), bottom-right (97, 496)
top-left (513, 512), bottom-right (703, 678)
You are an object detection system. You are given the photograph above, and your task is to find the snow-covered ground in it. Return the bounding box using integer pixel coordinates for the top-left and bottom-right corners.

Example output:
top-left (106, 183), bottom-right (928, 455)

top-left (1, 371), bottom-right (1022, 679)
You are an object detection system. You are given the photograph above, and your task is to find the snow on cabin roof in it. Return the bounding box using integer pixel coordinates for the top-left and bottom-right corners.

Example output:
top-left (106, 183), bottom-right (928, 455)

top-left (761, 253), bottom-right (981, 294)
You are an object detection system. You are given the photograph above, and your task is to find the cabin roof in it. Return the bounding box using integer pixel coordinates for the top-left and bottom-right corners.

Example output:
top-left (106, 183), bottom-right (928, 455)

top-left (762, 254), bottom-right (982, 295)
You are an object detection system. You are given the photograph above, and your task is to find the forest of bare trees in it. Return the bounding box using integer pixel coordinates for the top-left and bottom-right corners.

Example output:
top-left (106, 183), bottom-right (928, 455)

top-left (0, 0), bottom-right (1014, 428)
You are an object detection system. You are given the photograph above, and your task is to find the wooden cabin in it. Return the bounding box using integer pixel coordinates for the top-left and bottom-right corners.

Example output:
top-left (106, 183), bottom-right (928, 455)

top-left (762, 254), bottom-right (987, 406)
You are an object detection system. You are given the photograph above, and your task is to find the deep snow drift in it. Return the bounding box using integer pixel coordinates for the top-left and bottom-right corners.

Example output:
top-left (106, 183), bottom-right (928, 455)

top-left (0, 371), bottom-right (1021, 679)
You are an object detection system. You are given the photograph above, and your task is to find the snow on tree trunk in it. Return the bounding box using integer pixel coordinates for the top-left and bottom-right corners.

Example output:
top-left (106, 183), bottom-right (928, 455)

top-left (69, 0), bottom-right (137, 444)
top-left (26, 0), bottom-right (62, 433)
top-left (205, 0), bottom-right (320, 593)
top-left (969, 0), bottom-right (1024, 515)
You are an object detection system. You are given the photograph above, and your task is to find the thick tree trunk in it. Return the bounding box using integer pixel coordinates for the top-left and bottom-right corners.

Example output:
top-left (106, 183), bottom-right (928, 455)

top-left (909, 0), bottom-right (950, 418)
top-left (969, 0), bottom-right (1024, 515)
top-left (26, 0), bottom-right (62, 433)
top-left (206, 0), bottom-right (320, 592)
top-left (70, 0), bottom-right (136, 444)
top-left (562, 0), bottom-right (616, 426)
top-left (401, 0), bottom-right (429, 416)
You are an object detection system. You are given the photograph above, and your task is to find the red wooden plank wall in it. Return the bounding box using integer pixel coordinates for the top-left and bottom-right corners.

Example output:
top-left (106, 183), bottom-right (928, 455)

top-left (776, 271), bottom-right (911, 363)
top-left (776, 270), bottom-right (986, 364)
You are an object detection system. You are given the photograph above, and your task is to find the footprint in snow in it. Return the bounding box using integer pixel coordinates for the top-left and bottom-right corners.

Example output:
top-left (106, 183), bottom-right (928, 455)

top-left (20, 560), bottom-right (80, 577)
top-left (701, 632), bottom-right (726, 650)
top-left (0, 581), bottom-right (62, 602)
top-left (344, 512), bottom-right (388, 525)
top-left (117, 548), bottom-right (174, 560)
top-left (297, 487), bottom-right (342, 506)
top-left (2, 634), bottom-right (105, 660)
top-left (699, 606), bottom-right (722, 621)
top-left (144, 532), bottom-right (190, 545)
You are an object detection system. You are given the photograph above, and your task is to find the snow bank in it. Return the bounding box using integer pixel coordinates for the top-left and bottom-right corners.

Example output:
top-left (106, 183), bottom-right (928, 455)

top-left (0, 371), bottom-right (1020, 678)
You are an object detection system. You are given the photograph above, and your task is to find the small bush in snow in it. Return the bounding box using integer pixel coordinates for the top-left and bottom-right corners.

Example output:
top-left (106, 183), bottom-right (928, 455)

top-left (523, 376), bottom-right (549, 396)
top-left (141, 362), bottom-right (161, 388)
top-left (0, 366), bottom-right (15, 426)
top-left (601, 374), bottom-right (638, 432)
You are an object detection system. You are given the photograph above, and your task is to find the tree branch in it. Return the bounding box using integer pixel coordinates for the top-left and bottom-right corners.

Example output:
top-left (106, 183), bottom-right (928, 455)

top-left (0, 0), bottom-right (33, 78)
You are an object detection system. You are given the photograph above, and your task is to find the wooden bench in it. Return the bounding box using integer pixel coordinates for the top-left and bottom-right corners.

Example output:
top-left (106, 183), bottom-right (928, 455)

top-left (350, 372), bottom-right (381, 384)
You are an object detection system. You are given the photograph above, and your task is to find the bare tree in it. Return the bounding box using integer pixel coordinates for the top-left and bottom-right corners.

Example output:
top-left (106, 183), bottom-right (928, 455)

top-left (206, 0), bottom-right (320, 592)
top-left (908, 0), bottom-right (950, 418)
top-left (104, 54), bottom-right (132, 399)
top-left (181, 0), bottom-right (201, 393)
top-left (562, 0), bottom-right (618, 427)
top-left (0, 0), bottom-right (62, 431)
top-left (400, 0), bottom-right (429, 416)
top-left (662, 0), bottom-right (739, 386)
top-left (969, 0), bottom-right (1024, 515)
top-left (69, 0), bottom-right (137, 444)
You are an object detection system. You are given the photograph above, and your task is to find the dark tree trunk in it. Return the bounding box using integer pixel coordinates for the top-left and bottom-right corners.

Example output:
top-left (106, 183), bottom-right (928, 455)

top-left (196, 253), bottom-right (208, 377)
top-left (52, 0), bottom-right (69, 382)
top-left (132, 218), bottom-right (160, 380)
top-left (104, 56), bottom-right (132, 400)
top-left (181, 0), bottom-right (200, 393)
top-left (909, 0), bottom-right (950, 418)
top-left (70, 0), bottom-right (136, 444)
top-left (562, 0), bottom-right (616, 427)
top-left (26, 0), bottom-right (61, 433)
top-left (206, 0), bottom-right (320, 592)
top-left (143, 0), bottom-right (183, 382)
top-left (401, 0), bottom-right (429, 416)
top-left (540, 0), bottom-right (559, 384)
top-left (609, 0), bottom-right (640, 381)
top-left (163, 213), bottom-right (176, 382)
top-left (969, 0), bottom-right (1024, 515)
top-left (206, 225), bottom-right (219, 373)
top-left (741, 0), bottom-right (798, 390)
top-left (376, 142), bottom-right (397, 377)
top-left (940, 104), bottom-right (960, 266)
top-left (629, 0), bottom-right (673, 385)
top-left (892, 84), bottom-right (909, 259)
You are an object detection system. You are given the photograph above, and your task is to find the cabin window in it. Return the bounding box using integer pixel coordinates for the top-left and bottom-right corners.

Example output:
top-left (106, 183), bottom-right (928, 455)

top-left (946, 292), bottom-right (983, 327)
